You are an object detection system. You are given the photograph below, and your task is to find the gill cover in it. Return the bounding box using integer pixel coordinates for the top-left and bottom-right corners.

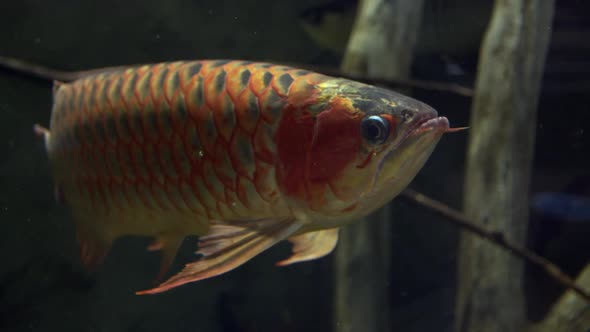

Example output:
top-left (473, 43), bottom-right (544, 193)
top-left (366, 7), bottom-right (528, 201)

top-left (275, 79), bottom-right (440, 220)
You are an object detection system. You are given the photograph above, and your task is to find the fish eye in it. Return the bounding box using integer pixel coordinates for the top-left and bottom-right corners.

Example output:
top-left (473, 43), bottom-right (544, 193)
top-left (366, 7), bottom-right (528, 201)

top-left (360, 115), bottom-right (390, 144)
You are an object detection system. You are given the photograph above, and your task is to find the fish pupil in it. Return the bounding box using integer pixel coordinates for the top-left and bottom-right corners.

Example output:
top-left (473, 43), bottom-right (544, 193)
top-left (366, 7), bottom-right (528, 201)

top-left (367, 123), bottom-right (380, 139)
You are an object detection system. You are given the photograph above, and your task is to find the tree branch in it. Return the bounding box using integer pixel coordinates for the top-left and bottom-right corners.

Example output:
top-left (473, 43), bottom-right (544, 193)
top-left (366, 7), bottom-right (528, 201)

top-left (400, 188), bottom-right (590, 303)
top-left (0, 55), bottom-right (79, 82)
top-left (301, 64), bottom-right (474, 97)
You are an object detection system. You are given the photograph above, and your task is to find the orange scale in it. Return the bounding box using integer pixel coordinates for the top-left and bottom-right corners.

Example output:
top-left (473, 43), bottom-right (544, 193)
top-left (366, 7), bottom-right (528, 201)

top-left (224, 186), bottom-right (249, 215)
top-left (213, 92), bottom-right (236, 143)
top-left (203, 67), bottom-right (225, 110)
top-left (183, 121), bottom-right (205, 166)
top-left (194, 104), bottom-right (217, 156)
top-left (178, 178), bottom-right (207, 216)
top-left (147, 181), bottom-right (173, 212)
top-left (234, 88), bottom-right (260, 134)
top-left (228, 127), bottom-right (256, 179)
top-left (258, 87), bottom-right (285, 124)
top-left (185, 75), bottom-right (205, 118)
top-left (133, 179), bottom-right (157, 211)
top-left (169, 93), bottom-right (189, 134)
top-left (203, 160), bottom-right (231, 202)
top-left (148, 64), bottom-right (169, 105)
top-left (225, 65), bottom-right (250, 101)
top-left (252, 159), bottom-right (278, 204)
top-left (134, 68), bottom-right (153, 107)
top-left (252, 121), bottom-right (276, 165)
top-left (153, 140), bottom-right (179, 184)
top-left (189, 172), bottom-right (218, 216)
top-left (211, 140), bottom-right (237, 191)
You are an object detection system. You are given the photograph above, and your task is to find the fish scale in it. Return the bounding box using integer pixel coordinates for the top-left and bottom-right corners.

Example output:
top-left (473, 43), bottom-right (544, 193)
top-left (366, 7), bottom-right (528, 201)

top-left (35, 59), bottom-right (454, 294)
top-left (46, 60), bottom-right (327, 256)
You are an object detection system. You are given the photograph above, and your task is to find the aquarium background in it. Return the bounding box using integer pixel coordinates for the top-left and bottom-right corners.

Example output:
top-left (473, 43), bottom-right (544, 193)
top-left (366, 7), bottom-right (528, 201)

top-left (0, 0), bottom-right (589, 331)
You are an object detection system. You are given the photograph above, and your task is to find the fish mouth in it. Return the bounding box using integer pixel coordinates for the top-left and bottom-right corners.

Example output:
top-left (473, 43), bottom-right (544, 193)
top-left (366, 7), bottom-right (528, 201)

top-left (386, 115), bottom-right (449, 153)
top-left (375, 115), bottom-right (449, 170)
top-left (367, 115), bottom-right (449, 199)
top-left (409, 116), bottom-right (450, 137)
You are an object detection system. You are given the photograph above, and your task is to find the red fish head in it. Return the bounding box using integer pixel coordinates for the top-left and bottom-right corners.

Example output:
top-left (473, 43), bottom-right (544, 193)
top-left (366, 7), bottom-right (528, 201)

top-left (276, 79), bottom-right (450, 225)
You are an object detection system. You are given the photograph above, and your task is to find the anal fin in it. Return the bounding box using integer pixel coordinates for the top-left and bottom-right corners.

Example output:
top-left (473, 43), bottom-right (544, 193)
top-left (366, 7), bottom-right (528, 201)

top-left (276, 228), bottom-right (339, 266)
top-left (136, 218), bottom-right (302, 295)
top-left (147, 235), bottom-right (184, 282)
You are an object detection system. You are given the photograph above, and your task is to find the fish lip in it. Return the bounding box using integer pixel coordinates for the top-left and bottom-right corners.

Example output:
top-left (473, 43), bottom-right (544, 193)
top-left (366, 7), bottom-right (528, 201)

top-left (409, 116), bottom-right (450, 136)
top-left (383, 114), bottom-right (444, 154)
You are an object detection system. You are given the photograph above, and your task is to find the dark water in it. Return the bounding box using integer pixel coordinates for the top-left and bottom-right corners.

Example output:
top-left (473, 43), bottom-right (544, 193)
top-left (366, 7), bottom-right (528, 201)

top-left (0, 0), bottom-right (588, 331)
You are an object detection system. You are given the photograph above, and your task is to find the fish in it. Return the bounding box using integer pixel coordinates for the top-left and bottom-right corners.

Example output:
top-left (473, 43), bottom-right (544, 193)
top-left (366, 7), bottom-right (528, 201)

top-left (34, 59), bottom-right (460, 295)
top-left (298, 0), bottom-right (490, 57)
top-left (299, 0), bottom-right (358, 54)
top-left (532, 192), bottom-right (590, 223)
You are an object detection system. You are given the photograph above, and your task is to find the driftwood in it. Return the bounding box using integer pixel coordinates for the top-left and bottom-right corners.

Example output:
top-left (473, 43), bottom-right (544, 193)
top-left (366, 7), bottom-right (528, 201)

top-left (455, 1), bottom-right (556, 332)
top-left (529, 263), bottom-right (590, 332)
top-left (334, 1), bottom-right (424, 332)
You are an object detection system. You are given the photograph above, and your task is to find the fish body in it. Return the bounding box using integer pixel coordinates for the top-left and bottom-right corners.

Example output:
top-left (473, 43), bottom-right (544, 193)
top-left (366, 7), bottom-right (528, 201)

top-left (299, 0), bottom-right (358, 53)
top-left (37, 60), bottom-right (451, 294)
top-left (298, 0), bottom-right (490, 57)
top-left (532, 192), bottom-right (590, 223)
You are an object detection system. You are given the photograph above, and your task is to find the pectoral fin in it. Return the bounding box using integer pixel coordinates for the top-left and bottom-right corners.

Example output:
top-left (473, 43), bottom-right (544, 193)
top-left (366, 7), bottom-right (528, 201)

top-left (136, 218), bottom-right (302, 295)
top-left (276, 228), bottom-right (339, 266)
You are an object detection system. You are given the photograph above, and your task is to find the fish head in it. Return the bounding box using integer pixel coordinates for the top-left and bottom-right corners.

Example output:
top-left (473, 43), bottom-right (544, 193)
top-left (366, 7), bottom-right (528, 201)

top-left (276, 79), bottom-right (451, 225)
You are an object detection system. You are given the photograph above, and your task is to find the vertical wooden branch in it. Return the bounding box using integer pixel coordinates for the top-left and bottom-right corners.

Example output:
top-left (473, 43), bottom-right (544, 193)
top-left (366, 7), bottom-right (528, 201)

top-left (341, 0), bottom-right (423, 79)
top-left (334, 1), bottom-right (424, 332)
top-left (455, 1), bottom-right (555, 332)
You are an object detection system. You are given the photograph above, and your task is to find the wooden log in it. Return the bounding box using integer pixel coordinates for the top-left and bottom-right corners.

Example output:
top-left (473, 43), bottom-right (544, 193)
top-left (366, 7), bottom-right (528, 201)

top-left (341, 0), bottom-right (424, 79)
top-left (333, 1), bottom-right (424, 332)
top-left (455, 1), bottom-right (555, 332)
top-left (529, 263), bottom-right (590, 332)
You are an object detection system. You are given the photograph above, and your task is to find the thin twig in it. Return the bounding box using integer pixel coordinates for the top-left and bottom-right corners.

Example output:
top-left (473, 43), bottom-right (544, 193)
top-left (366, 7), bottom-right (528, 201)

top-left (0, 56), bottom-right (146, 82)
top-left (400, 188), bottom-right (590, 303)
top-left (0, 55), bottom-right (79, 82)
top-left (0, 55), bottom-right (475, 97)
top-left (273, 61), bottom-right (474, 97)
